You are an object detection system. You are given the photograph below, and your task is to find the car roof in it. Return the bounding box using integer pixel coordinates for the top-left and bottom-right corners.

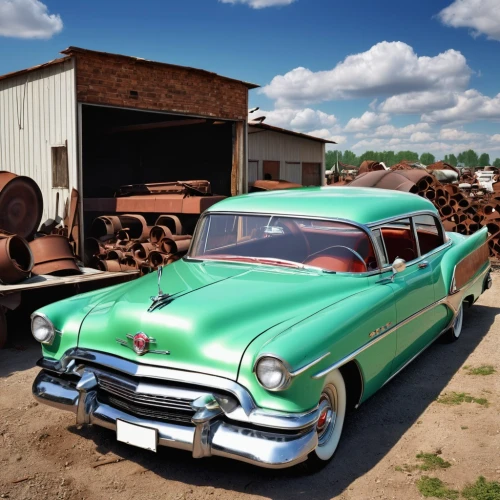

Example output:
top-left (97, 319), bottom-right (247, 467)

top-left (206, 187), bottom-right (438, 225)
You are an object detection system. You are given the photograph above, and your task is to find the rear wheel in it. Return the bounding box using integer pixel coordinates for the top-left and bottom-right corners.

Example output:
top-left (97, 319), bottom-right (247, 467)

top-left (303, 369), bottom-right (346, 472)
top-left (444, 303), bottom-right (464, 343)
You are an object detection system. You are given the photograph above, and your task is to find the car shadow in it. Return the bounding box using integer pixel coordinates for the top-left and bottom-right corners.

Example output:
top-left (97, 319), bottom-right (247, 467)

top-left (67, 303), bottom-right (499, 500)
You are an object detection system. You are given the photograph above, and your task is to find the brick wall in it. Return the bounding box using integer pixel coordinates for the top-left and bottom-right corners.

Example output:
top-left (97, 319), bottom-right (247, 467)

top-left (73, 52), bottom-right (249, 121)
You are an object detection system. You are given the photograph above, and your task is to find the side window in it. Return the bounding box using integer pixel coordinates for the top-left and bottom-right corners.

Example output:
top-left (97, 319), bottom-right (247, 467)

top-left (413, 215), bottom-right (444, 255)
top-left (378, 218), bottom-right (418, 263)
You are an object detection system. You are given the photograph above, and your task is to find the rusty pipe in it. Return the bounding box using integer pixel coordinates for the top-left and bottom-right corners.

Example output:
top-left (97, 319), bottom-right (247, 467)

top-left (436, 196), bottom-right (447, 207)
top-left (155, 215), bottom-right (183, 235)
top-left (148, 251), bottom-right (170, 268)
top-left (159, 235), bottom-right (192, 254)
top-left (440, 204), bottom-right (453, 217)
top-left (97, 259), bottom-right (122, 272)
top-left (0, 233), bottom-right (34, 284)
top-left (149, 225), bottom-right (173, 245)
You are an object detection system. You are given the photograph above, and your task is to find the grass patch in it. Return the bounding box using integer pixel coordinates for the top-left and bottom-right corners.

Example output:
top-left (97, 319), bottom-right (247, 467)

top-left (461, 426), bottom-right (469, 430)
top-left (417, 476), bottom-right (459, 499)
top-left (466, 365), bottom-right (496, 376)
top-left (462, 476), bottom-right (500, 500)
top-left (416, 453), bottom-right (452, 471)
top-left (437, 392), bottom-right (489, 407)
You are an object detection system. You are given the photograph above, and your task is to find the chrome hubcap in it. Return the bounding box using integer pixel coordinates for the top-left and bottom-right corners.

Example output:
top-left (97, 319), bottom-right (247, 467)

top-left (317, 385), bottom-right (338, 446)
top-left (453, 306), bottom-right (463, 337)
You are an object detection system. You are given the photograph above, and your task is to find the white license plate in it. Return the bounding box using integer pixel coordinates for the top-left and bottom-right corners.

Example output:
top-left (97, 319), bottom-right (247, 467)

top-left (116, 419), bottom-right (158, 452)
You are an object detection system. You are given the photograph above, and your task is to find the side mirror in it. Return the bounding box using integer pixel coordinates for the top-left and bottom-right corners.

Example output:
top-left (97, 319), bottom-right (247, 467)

top-left (391, 258), bottom-right (406, 281)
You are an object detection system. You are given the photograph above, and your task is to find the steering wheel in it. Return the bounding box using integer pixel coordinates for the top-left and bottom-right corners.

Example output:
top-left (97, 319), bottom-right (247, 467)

top-left (306, 245), bottom-right (368, 272)
top-left (273, 219), bottom-right (311, 257)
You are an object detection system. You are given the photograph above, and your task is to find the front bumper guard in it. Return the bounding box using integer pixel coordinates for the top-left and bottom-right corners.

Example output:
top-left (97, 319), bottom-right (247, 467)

top-left (33, 370), bottom-right (318, 469)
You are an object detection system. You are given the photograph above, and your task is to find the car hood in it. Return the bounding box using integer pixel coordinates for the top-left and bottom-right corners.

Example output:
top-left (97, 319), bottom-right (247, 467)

top-left (77, 259), bottom-right (369, 380)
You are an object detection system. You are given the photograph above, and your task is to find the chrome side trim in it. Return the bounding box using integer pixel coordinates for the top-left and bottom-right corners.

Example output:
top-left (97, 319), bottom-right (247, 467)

top-left (313, 264), bottom-right (491, 381)
top-left (290, 352), bottom-right (331, 377)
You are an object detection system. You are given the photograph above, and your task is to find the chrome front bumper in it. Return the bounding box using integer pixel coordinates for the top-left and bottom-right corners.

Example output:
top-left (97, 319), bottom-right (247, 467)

top-left (33, 370), bottom-right (318, 469)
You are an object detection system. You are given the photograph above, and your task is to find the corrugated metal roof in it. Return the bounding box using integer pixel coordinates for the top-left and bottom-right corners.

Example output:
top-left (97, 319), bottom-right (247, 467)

top-left (248, 122), bottom-right (336, 144)
top-left (0, 56), bottom-right (72, 82)
top-left (60, 46), bottom-right (260, 89)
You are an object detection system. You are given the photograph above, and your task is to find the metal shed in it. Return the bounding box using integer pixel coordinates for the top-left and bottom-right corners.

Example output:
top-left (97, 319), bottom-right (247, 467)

top-left (248, 122), bottom-right (335, 188)
top-left (0, 47), bottom-right (258, 242)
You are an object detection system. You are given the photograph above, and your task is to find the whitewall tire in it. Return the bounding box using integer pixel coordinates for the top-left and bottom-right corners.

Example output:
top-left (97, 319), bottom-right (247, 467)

top-left (305, 369), bottom-right (347, 470)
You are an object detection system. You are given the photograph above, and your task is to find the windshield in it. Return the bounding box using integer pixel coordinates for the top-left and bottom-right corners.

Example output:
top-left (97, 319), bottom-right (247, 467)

top-left (189, 214), bottom-right (378, 273)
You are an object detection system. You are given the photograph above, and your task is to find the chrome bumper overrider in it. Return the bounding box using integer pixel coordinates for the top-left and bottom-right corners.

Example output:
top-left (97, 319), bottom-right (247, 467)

top-left (33, 369), bottom-right (318, 468)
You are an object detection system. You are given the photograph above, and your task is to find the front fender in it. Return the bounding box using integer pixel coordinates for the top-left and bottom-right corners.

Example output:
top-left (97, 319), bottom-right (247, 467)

top-left (37, 283), bottom-right (130, 360)
top-left (237, 278), bottom-right (396, 412)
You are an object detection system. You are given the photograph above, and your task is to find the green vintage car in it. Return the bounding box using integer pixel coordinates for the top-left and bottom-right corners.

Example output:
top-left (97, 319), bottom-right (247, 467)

top-left (32, 187), bottom-right (492, 470)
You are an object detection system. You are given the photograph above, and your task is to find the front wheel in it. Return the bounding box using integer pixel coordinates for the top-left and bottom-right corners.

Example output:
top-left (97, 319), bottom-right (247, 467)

top-left (303, 369), bottom-right (347, 472)
top-left (444, 303), bottom-right (464, 343)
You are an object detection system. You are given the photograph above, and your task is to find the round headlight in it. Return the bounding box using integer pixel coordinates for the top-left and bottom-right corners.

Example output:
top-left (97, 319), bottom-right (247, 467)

top-left (255, 357), bottom-right (290, 391)
top-left (31, 314), bottom-right (55, 344)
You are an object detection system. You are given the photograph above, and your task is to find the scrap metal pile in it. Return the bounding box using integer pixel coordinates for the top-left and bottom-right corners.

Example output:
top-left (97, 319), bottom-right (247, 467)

top-left (84, 213), bottom-right (192, 275)
top-left (0, 171), bottom-right (81, 285)
top-left (348, 163), bottom-right (500, 260)
top-left (83, 181), bottom-right (223, 275)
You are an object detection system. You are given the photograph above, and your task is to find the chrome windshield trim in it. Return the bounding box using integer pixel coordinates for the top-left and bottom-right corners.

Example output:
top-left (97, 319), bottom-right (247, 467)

top-left (365, 210), bottom-right (440, 228)
top-left (188, 211), bottom-right (384, 274)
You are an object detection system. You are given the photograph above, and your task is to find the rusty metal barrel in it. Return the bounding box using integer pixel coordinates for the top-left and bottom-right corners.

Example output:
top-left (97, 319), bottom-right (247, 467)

top-left (0, 232), bottom-right (34, 284)
top-left (29, 235), bottom-right (80, 276)
top-left (0, 172), bottom-right (43, 240)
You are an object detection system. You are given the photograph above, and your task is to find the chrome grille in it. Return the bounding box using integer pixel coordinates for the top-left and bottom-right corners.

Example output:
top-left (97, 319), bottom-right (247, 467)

top-left (105, 395), bottom-right (193, 423)
top-left (99, 378), bottom-right (194, 412)
top-left (93, 369), bottom-right (206, 424)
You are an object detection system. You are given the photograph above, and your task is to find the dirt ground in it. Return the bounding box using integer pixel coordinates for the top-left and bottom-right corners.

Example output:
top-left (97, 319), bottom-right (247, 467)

top-left (0, 274), bottom-right (499, 500)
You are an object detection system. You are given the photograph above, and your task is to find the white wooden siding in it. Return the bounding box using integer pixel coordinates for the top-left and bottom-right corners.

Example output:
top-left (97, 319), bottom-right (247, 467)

top-left (0, 59), bottom-right (77, 224)
top-left (248, 126), bottom-right (325, 185)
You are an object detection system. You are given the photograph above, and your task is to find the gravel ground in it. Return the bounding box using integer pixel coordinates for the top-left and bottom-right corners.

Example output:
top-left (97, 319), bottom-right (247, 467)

top-left (0, 273), bottom-right (499, 500)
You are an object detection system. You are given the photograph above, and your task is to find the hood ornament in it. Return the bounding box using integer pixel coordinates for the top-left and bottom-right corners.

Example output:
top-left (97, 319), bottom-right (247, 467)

top-left (148, 266), bottom-right (171, 312)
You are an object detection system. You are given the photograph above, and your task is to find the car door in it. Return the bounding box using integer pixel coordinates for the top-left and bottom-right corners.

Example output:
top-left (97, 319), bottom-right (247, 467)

top-left (375, 217), bottom-right (437, 376)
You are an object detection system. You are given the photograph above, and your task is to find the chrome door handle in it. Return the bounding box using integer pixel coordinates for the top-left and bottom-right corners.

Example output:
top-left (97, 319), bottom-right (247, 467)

top-left (418, 261), bottom-right (429, 269)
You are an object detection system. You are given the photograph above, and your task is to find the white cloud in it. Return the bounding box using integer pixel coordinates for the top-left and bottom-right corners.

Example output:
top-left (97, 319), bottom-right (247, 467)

top-left (422, 90), bottom-right (500, 123)
top-left (367, 122), bottom-right (432, 138)
top-left (410, 132), bottom-right (434, 142)
top-left (253, 108), bottom-right (337, 131)
top-left (305, 129), bottom-right (347, 144)
top-left (261, 41), bottom-right (471, 107)
top-left (439, 128), bottom-right (482, 140)
top-left (344, 112), bottom-right (390, 132)
top-left (0, 0), bottom-right (62, 39)
top-left (438, 0), bottom-right (500, 41)
top-left (379, 91), bottom-right (457, 114)
top-left (492, 134), bottom-right (500, 142)
top-left (219, 0), bottom-right (295, 8)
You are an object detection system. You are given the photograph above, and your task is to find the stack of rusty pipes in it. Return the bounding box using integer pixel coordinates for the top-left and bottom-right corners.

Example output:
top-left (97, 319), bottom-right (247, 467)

top-left (85, 214), bottom-right (192, 275)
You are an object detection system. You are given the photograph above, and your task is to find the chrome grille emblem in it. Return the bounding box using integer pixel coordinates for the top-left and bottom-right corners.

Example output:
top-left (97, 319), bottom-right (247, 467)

top-left (115, 332), bottom-right (170, 355)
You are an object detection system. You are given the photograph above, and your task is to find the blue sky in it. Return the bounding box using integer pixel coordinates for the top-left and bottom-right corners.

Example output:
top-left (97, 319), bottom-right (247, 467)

top-left (1, 0), bottom-right (499, 160)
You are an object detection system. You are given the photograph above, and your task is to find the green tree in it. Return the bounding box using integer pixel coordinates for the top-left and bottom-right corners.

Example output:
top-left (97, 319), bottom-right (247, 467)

top-left (325, 150), bottom-right (337, 171)
top-left (459, 149), bottom-right (479, 167)
top-left (493, 158), bottom-right (500, 168)
top-left (479, 153), bottom-right (490, 167)
top-left (448, 154), bottom-right (458, 166)
top-left (420, 152), bottom-right (435, 165)
top-left (457, 152), bottom-right (466, 166)
top-left (342, 150), bottom-right (358, 166)
top-left (394, 150), bottom-right (419, 164)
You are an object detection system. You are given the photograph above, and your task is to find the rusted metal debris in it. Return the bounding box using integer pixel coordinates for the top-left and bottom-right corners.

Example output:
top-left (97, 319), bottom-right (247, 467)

top-left (358, 161), bottom-right (385, 175)
top-left (0, 171), bottom-right (43, 240)
top-left (0, 231), bottom-right (34, 284)
top-left (86, 213), bottom-right (193, 275)
top-left (345, 167), bottom-right (500, 260)
top-left (29, 235), bottom-right (81, 276)
top-left (250, 180), bottom-right (302, 192)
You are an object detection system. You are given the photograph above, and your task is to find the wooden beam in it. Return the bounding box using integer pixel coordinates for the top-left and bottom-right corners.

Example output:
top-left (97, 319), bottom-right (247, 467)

top-left (107, 118), bottom-right (206, 134)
